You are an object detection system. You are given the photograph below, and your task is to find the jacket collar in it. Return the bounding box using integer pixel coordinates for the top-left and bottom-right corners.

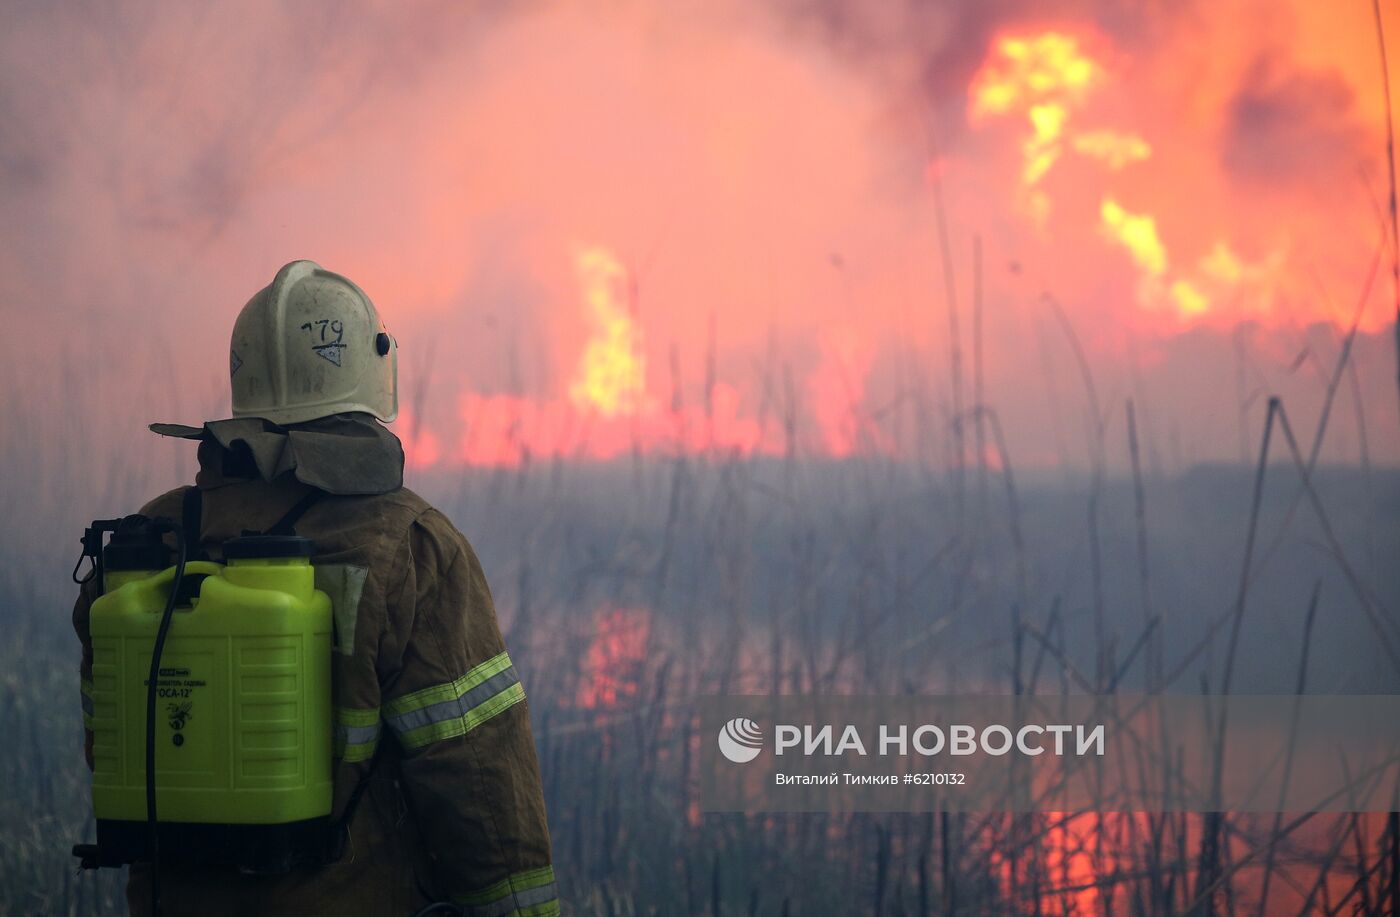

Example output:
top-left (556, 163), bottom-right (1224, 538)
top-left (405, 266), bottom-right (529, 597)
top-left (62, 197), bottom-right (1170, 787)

top-left (150, 413), bottom-right (404, 496)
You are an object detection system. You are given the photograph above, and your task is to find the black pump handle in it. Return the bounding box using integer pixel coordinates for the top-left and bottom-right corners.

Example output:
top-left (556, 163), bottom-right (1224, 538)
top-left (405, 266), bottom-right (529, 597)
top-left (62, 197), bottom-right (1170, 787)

top-left (72, 518), bottom-right (123, 585)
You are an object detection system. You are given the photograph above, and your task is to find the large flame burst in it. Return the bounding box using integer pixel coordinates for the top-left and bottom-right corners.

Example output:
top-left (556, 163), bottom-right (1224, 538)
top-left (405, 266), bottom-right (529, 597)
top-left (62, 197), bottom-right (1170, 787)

top-left (969, 30), bottom-right (1284, 323)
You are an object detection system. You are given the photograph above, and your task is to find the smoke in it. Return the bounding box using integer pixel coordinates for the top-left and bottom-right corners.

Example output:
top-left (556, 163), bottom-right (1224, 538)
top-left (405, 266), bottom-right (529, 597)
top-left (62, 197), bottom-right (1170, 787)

top-left (0, 0), bottom-right (1396, 483)
top-left (1223, 53), bottom-right (1371, 185)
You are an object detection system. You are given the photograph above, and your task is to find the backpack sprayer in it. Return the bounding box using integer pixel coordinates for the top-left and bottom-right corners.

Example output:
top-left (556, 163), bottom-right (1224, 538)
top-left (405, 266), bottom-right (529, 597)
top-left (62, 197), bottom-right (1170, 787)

top-left (71, 505), bottom-right (334, 914)
top-left (70, 496), bottom-right (471, 917)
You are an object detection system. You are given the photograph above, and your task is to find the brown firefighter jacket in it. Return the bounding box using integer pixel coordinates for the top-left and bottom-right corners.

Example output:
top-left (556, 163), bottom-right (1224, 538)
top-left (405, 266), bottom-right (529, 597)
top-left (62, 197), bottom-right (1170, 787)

top-left (73, 415), bottom-right (557, 917)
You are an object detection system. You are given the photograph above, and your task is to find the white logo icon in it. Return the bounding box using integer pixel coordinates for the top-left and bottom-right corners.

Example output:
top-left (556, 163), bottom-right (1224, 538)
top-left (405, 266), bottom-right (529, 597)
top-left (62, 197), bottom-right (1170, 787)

top-left (717, 717), bottom-right (763, 764)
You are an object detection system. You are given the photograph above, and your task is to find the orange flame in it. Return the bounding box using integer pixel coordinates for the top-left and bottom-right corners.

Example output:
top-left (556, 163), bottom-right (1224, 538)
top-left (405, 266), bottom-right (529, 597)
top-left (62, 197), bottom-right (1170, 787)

top-left (1098, 197), bottom-right (1281, 320)
top-left (398, 408), bottom-right (443, 469)
top-left (389, 18), bottom-right (1391, 472)
top-left (1071, 129), bottom-right (1151, 169)
top-left (987, 812), bottom-right (1140, 914)
top-left (576, 607), bottom-right (651, 709)
top-left (569, 245), bottom-right (648, 417)
top-left (971, 32), bottom-right (1104, 199)
top-left (1100, 198), bottom-right (1168, 276)
top-left (969, 31), bottom-right (1303, 326)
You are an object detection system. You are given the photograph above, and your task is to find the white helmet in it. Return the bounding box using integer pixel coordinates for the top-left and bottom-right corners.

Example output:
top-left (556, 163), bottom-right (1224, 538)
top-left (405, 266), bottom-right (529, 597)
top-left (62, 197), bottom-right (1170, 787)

top-left (230, 260), bottom-right (398, 425)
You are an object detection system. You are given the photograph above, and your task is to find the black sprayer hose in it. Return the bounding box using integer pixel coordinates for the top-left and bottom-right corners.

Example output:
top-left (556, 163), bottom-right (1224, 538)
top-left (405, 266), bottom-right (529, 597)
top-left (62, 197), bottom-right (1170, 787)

top-left (145, 523), bottom-right (187, 917)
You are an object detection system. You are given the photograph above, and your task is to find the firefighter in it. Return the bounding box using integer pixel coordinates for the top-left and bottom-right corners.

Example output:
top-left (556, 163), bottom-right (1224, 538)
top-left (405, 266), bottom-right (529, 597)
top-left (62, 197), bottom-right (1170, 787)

top-left (73, 260), bottom-right (558, 916)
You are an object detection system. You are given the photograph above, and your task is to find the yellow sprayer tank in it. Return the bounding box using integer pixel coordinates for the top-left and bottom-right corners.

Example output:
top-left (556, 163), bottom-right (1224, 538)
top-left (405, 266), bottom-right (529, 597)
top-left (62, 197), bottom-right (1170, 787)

top-left (87, 534), bottom-right (333, 871)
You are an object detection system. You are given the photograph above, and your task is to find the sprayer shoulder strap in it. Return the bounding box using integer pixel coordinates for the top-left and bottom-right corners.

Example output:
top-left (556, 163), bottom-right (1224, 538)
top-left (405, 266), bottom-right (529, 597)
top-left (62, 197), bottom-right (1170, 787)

top-left (186, 484), bottom-right (324, 550)
top-left (266, 488), bottom-right (325, 536)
